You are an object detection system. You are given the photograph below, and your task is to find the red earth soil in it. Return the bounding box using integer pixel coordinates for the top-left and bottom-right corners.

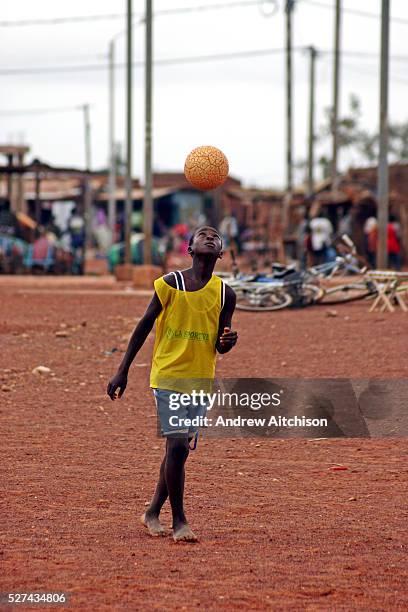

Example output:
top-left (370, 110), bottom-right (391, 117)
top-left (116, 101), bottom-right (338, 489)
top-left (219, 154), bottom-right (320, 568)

top-left (1, 275), bottom-right (407, 611)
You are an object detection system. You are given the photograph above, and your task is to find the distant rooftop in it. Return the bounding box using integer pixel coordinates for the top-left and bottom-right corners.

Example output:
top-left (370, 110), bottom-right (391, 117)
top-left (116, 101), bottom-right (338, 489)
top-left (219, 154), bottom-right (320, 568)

top-left (0, 144), bottom-right (30, 156)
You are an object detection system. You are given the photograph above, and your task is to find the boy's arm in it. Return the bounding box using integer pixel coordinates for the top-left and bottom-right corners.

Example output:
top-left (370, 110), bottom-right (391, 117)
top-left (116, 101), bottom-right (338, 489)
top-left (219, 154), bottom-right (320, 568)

top-left (107, 292), bottom-right (162, 400)
top-left (215, 285), bottom-right (238, 354)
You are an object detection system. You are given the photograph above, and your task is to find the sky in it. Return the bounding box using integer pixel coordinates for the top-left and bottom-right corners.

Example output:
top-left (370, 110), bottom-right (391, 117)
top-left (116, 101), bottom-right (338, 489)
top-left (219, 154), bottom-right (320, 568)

top-left (1, 0), bottom-right (408, 189)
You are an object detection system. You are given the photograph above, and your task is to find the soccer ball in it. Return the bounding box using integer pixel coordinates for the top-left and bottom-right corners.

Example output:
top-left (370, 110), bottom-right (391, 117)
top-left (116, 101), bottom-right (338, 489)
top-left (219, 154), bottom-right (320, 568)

top-left (184, 145), bottom-right (229, 191)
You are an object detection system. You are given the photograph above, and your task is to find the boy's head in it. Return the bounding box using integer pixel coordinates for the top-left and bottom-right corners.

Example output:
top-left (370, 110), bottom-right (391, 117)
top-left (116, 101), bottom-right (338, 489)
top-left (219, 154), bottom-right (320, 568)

top-left (187, 226), bottom-right (223, 259)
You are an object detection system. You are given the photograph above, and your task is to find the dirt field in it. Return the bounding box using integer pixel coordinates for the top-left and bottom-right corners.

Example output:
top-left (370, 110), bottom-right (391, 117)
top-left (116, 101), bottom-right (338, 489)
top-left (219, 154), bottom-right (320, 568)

top-left (1, 275), bottom-right (407, 611)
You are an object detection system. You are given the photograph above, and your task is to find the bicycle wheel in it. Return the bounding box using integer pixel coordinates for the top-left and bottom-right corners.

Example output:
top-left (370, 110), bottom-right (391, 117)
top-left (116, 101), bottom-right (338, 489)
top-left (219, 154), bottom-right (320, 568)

top-left (317, 283), bottom-right (374, 304)
top-left (294, 283), bottom-right (325, 306)
top-left (236, 288), bottom-right (293, 311)
top-left (396, 283), bottom-right (408, 294)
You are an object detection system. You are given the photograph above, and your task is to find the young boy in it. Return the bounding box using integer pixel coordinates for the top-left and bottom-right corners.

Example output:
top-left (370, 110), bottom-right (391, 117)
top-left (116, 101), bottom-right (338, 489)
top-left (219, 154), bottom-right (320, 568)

top-left (107, 226), bottom-right (237, 542)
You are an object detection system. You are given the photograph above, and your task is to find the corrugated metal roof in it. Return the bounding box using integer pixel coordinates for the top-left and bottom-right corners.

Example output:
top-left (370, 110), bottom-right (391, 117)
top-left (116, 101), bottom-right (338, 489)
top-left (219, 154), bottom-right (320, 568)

top-left (96, 186), bottom-right (178, 201)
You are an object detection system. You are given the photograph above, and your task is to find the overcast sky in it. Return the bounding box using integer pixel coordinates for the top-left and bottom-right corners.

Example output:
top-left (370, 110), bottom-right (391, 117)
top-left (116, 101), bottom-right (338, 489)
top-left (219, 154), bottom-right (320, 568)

top-left (2, 0), bottom-right (408, 188)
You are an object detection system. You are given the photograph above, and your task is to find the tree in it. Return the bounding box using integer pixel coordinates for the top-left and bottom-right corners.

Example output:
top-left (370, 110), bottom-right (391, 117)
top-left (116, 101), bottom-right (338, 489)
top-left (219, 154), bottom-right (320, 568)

top-left (294, 94), bottom-right (408, 185)
top-left (113, 142), bottom-right (126, 176)
top-left (317, 94), bottom-right (363, 179)
top-left (358, 121), bottom-right (408, 163)
top-left (101, 142), bottom-right (126, 175)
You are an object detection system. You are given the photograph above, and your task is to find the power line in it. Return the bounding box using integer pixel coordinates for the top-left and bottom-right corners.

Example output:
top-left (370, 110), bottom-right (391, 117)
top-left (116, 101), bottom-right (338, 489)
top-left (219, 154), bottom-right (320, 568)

top-left (110, 0), bottom-right (278, 42)
top-left (4, 65), bottom-right (407, 121)
top-left (0, 47), bottom-right (294, 75)
top-left (3, 46), bottom-right (408, 76)
top-left (155, 0), bottom-right (277, 17)
top-left (9, 54), bottom-right (106, 65)
top-left (320, 49), bottom-right (408, 64)
top-left (0, 1), bottom-right (276, 28)
top-left (0, 14), bottom-right (123, 27)
top-left (148, 46), bottom-right (289, 64)
top-left (0, 105), bottom-right (93, 116)
top-left (14, 47), bottom-right (408, 70)
top-left (342, 61), bottom-right (408, 86)
top-left (301, 0), bottom-right (408, 26)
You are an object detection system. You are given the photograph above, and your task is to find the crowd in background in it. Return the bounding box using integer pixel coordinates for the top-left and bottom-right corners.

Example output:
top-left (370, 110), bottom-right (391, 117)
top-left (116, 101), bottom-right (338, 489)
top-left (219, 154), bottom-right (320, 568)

top-left (0, 197), bottom-right (405, 274)
top-left (296, 211), bottom-right (403, 271)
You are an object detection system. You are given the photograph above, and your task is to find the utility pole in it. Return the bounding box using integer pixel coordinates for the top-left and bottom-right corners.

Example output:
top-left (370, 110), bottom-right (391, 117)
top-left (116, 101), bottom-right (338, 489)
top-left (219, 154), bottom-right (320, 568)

top-left (83, 103), bottom-right (92, 259)
top-left (108, 41), bottom-right (116, 246)
top-left (377, 0), bottom-right (390, 269)
top-left (124, 0), bottom-right (133, 266)
top-left (331, 0), bottom-right (342, 196)
top-left (143, 0), bottom-right (153, 265)
top-left (307, 46), bottom-right (317, 198)
top-left (283, 0), bottom-right (296, 237)
top-left (83, 178), bottom-right (93, 257)
top-left (83, 104), bottom-right (91, 171)
top-left (285, 0), bottom-right (295, 197)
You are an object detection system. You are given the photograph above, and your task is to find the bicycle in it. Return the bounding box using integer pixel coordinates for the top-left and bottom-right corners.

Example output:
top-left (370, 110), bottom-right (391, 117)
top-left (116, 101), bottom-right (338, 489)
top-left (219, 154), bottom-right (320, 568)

top-left (223, 235), bottom-right (365, 311)
top-left (222, 254), bottom-right (328, 311)
top-left (317, 271), bottom-right (408, 305)
top-left (223, 272), bottom-right (292, 311)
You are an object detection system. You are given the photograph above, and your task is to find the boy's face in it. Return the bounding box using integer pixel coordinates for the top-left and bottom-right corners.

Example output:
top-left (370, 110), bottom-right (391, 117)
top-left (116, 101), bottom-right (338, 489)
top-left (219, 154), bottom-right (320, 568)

top-left (189, 227), bottom-right (223, 258)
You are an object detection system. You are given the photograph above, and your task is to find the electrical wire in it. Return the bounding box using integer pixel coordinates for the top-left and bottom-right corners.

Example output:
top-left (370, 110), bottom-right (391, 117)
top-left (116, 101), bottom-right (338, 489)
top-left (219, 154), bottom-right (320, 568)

top-left (0, 105), bottom-right (93, 116)
top-left (2, 0), bottom-right (406, 29)
top-left (319, 49), bottom-right (408, 64)
top-left (3, 46), bottom-right (408, 76)
top-left (0, 1), bottom-right (276, 28)
top-left (342, 61), bottom-right (408, 86)
top-left (300, 0), bottom-right (408, 26)
top-left (0, 47), bottom-right (294, 76)
top-left (0, 13), bottom-right (124, 27)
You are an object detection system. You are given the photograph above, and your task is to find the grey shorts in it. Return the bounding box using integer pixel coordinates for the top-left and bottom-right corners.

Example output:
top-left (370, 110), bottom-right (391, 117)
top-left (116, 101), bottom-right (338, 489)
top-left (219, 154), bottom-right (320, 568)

top-left (152, 388), bottom-right (209, 438)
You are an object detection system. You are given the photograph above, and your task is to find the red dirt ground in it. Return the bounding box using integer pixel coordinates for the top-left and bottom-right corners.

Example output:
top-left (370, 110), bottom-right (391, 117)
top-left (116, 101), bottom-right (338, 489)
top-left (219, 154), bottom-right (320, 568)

top-left (1, 275), bottom-right (407, 611)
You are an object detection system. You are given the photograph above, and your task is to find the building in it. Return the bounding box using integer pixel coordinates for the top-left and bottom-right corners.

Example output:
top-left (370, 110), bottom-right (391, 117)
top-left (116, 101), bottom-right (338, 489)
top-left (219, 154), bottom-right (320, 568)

top-left (0, 145), bottom-right (31, 214)
top-left (0, 151), bottom-right (243, 240)
top-left (311, 164), bottom-right (408, 259)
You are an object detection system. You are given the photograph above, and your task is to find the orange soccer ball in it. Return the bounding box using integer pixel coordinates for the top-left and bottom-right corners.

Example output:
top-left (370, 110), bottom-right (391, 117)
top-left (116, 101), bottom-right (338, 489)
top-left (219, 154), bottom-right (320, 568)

top-left (184, 145), bottom-right (229, 191)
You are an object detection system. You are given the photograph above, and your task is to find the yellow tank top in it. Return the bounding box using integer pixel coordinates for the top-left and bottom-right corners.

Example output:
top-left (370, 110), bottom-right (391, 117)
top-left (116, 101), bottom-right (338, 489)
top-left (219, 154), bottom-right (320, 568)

top-left (150, 271), bottom-right (224, 393)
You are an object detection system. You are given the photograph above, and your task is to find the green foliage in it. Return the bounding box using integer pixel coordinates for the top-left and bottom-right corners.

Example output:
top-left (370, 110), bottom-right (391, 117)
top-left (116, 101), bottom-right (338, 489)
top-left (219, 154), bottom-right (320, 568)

top-left (113, 142), bottom-right (126, 176)
top-left (317, 94), bottom-right (408, 174)
top-left (319, 94), bottom-right (362, 151)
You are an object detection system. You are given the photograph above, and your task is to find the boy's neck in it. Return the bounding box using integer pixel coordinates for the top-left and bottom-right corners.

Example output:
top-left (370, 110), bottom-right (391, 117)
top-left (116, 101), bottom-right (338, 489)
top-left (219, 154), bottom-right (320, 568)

top-left (188, 255), bottom-right (217, 281)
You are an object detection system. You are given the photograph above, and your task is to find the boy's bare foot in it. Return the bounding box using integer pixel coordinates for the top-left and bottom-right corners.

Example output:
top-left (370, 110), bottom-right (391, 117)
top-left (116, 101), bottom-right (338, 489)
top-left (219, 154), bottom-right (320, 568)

top-left (140, 512), bottom-right (166, 537)
top-left (173, 522), bottom-right (198, 543)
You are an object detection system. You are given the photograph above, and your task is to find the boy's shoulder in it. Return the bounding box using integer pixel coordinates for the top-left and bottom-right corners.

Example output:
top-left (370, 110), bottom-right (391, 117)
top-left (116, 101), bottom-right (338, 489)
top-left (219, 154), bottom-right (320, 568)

top-left (161, 272), bottom-right (177, 289)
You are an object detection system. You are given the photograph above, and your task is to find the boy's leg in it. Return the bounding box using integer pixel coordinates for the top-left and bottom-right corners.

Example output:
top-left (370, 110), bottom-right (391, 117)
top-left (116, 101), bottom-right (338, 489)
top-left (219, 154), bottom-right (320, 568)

top-left (142, 388), bottom-right (174, 536)
top-left (147, 454), bottom-right (168, 513)
top-left (142, 453), bottom-right (168, 536)
top-left (165, 437), bottom-right (198, 542)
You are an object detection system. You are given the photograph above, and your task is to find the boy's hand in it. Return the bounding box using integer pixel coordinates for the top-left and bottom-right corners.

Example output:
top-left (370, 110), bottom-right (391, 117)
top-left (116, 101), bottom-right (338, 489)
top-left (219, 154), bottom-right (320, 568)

top-left (107, 371), bottom-right (128, 401)
top-left (219, 326), bottom-right (238, 350)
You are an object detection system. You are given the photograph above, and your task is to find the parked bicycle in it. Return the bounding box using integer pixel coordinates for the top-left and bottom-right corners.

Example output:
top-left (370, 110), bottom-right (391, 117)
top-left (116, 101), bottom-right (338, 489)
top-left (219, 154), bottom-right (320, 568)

top-left (225, 275), bottom-right (294, 311)
top-left (317, 271), bottom-right (408, 305)
top-left (223, 235), bottom-right (365, 312)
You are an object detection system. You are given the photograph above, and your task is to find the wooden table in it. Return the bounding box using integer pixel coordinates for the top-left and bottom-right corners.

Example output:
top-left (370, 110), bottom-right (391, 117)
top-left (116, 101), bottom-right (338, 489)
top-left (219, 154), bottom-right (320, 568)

top-left (367, 270), bottom-right (408, 313)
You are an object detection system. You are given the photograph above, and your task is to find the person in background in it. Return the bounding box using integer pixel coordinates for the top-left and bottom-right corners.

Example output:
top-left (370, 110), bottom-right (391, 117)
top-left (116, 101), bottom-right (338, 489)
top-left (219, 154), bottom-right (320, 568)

top-left (31, 226), bottom-right (53, 262)
top-left (0, 200), bottom-right (20, 238)
top-left (309, 213), bottom-right (333, 266)
top-left (173, 223), bottom-right (189, 255)
top-left (388, 214), bottom-right (402, 271)
top-left (338, 210), bottom-right (353, 239)
top-left (45, 214), bottom-right (61, 244)
top-left (364, 215), bottom-right (402, 271)
top-left (93, 207), bottom-right (111, 254)
top-left (68, 207), bottom-right (85, 274)
top-left (296, 212), bottom-right (310, 270)
top-left (68, 207), bottom-right (85, 245)
top-left (219, 213), bottom-right (239, 253)
top-left (364, 216), bottom-right (377, 268)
